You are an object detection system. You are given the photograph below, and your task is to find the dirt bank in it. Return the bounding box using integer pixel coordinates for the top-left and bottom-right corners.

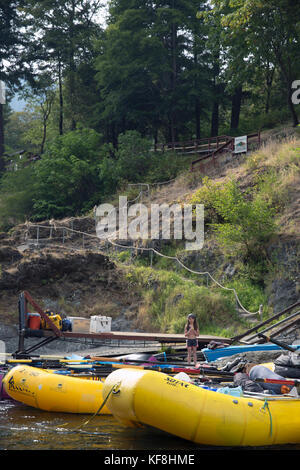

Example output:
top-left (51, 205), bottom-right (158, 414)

top-left (0, 220), bottom-right (141, 330)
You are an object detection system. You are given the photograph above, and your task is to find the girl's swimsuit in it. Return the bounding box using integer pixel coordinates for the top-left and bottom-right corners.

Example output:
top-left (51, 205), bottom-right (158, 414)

top-left (187, 338), bottom-right (198, 347)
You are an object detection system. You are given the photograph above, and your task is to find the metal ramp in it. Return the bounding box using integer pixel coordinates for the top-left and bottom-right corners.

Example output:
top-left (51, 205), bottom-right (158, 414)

top-left (231, 300), bottom-right (300, 345)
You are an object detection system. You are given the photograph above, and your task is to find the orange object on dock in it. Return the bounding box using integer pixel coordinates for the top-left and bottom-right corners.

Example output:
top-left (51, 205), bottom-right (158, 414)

top-left (28, 313), bottom-right (41, 330)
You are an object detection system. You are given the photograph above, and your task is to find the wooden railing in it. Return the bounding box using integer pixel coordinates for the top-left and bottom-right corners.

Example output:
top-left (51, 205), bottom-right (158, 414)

top-left (190, 131), bottom-right (261, 172)
top-left (190, 137), bottom-right (234, 171)
top-left (154, 135), bottom-right (233, 155)
top-left (154, 132), bottom-right (260, 162)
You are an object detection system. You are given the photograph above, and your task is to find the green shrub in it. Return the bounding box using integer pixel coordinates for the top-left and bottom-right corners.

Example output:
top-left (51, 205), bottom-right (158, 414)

top-left (32, 128), bottom-right (103, 219)
top-left (115, 130), bottom-right (153, 182)
top-left (125, 266), bottom-right (239, 335)
top-left (190, 177), bottom-right (277, 258)
top-left (0, 164), bottom-right (36, 230)
top-left (223, 278), bottom-right (269, 315)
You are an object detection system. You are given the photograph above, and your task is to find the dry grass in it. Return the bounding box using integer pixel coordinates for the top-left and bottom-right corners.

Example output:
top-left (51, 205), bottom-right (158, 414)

top-left (145, 130), bottom-right (300, 237)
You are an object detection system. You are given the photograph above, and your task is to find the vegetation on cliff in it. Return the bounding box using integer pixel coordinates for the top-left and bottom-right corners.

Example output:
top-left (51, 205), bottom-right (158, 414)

top-left (0, 1), bottom-right (299, 336)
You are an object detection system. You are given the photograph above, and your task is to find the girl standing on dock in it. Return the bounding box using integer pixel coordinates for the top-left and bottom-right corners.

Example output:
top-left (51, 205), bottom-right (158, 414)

top-left (184, 314), bottom-right (199, 365)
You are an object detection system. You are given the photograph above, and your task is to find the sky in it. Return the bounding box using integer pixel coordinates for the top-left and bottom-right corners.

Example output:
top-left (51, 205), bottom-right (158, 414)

top-left (10, 94), bottom-right (26, 112)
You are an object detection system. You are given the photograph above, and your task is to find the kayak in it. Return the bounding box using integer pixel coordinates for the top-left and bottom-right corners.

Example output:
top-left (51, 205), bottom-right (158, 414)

top-left (102, 367), bottom-right (300, 447)
top-left (202, 343), bottom-right (300, 362)
top-left (2, 365), bottom-right (110, 414)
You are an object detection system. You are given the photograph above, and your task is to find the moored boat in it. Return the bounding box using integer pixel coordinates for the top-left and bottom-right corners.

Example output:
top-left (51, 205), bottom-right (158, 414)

top-left (2, 365), bottom-right (110, 414)
top-left (102, 367), bottom-right (300, 447)
top-left (202, 343), bottom-right (300, 362)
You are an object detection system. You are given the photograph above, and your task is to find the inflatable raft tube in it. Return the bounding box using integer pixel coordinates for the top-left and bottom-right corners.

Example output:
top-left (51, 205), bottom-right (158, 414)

top-left (0, 371), bottom-right (11, 399)
top-left (103, 368), bottom-right (300, 447)
top-left (3, 365), bottom-right (110, 414)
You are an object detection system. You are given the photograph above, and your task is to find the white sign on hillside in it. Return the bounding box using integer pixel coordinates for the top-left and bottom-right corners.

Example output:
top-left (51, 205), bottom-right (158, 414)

top-left (234, 135), bottom-right (247, 154)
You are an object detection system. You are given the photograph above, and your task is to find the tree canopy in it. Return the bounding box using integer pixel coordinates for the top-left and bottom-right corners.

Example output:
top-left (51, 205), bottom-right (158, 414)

top-left (0, 0), bottom-right (299, 225)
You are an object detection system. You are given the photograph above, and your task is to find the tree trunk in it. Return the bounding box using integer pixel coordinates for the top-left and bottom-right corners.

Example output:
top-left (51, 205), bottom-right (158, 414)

top-left (68, 0), bottom-right (76, 131)
top-left (265, 87), bottom-right (272, 114)
top-left (170, 115), bottom-right (177, 143)
top-left (0, 103), bottom-right (5, 172)
top-left (210, 53), bottom-right (221, 138)
top-left (211, 100), bottom-right (219, 137)
top-left (230, 86), bottom-right (242, 130)
top-left (40, 120), bottom-right (47, 155)
top-left (111, 122), bottom-right (118, 149)
top-left (195, 99), bottom-right (201, 140)
top-left (69, 69), bottom-right (77, 131)
top-left (58, 59), bottom-right (64, 135)
top-left (170, 1), bottom-right (177, 144)
top-left (265, 63), bottom-right (275, 114)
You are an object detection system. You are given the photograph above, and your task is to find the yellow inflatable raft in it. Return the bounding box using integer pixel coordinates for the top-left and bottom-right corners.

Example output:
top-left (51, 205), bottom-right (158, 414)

top-left (3, 365), bottom-right (110, 414)
top-left (103, 368), bottom-right (300, 447)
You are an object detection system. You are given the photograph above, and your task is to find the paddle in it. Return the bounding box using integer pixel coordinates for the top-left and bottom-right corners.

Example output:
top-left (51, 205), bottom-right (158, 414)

top-left (89, 355), bottom-right (219, 370)
top-left (257, 333), bottom-right (299, 353)
top-left (103, 363), bottom-right (234, 378)
top-left (255, 377), bottom-right (300, 386)
top-left (5, 355), bottom-right (234, 381)
top-left (254, 377), bottom-right (300, 394)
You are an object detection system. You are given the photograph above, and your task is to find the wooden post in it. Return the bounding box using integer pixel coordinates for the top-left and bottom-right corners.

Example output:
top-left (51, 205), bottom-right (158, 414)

top-left (17, 292), bottom-right (27, 353)
top-left (259, 304), bottom-right (263, 322)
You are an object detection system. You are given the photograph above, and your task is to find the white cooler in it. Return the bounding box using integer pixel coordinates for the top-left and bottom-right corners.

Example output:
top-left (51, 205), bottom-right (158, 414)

top-left (89, 315), bottom-right (112, 333)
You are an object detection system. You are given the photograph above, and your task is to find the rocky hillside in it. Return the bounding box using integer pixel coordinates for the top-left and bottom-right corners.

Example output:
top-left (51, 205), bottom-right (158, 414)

top-left (0, 220), bottom-right (141, 331)
top-left (0, 125), bottom-right (299, 348)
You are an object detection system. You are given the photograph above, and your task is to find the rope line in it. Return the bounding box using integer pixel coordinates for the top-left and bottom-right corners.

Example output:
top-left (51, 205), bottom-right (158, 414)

top-left (107, 237), bottom-right (260, 316)
top-left (261, 399), bottom-right (273, 437)
top-left (23, 221), bottom-right (261, 316)
top-left (61, 381), bottom-right (121, 432)
top-left (76, 381), bottom-right (121, 430)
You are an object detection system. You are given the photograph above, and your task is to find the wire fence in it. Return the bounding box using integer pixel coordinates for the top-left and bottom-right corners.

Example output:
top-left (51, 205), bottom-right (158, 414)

top-left (22, 215), bottom-right (262, 318)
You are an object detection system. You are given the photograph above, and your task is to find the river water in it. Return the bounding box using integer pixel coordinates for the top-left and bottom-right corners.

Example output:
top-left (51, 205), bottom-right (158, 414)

top-left (0, 400), bottom-right (198, 451)
top-left (1, 400), bottom-right (299, 453)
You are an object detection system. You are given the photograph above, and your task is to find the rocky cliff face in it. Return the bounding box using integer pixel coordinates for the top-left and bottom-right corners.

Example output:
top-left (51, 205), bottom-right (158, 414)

top-left (0, 219), bottom-right (141, 342)
top-left (266, 236), bottom-right (300, 313)
top-left (179, 235), bottom-right (300, 315)
top-left (1, 213), bottom-right (298, 330)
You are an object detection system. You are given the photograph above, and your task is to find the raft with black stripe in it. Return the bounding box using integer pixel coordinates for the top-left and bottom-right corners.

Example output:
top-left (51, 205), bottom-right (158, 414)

top-left (2, 365), bottom-right (110, 414)
top-left (102, 367), bottom-right (300, 447)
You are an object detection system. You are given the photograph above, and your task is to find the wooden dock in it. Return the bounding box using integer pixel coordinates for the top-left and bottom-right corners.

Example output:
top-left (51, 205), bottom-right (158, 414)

top-left (52, 329), bottom-right (230, 346)
top-left (16, 290), bottom-right (231, 357)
